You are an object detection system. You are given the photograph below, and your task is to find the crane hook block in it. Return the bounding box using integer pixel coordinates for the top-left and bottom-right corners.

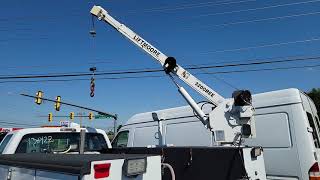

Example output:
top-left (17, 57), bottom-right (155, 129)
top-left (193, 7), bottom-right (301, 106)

top-left (163, 57), bottom-right (177, 74)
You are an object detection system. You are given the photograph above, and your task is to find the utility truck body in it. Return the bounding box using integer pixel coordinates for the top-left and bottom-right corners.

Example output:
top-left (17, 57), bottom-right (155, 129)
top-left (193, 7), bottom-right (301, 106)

top-left (114, 88), bottom-right (320, 180)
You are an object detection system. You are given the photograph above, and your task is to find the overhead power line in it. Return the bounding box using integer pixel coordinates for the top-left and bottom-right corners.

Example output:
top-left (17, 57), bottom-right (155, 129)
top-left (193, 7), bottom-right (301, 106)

top-left (184, 11), bottom-right (320, 30)
top-left (197, 37), bottom-right (320, 54)
top-left (127, 0), bottom-right (256, 13)
top-left (182, 0), bottom-right (320, 19)
top-left (0, 63), bottom-right (318, 84)
top-left (0, 69), bottom-right (162, 80)
top-left (0, 120), bottom-right (42, 127)
top-left (0, 55), bottom-right (318, 82)
top-left (187, 56), bottom-right (320, 70)
top-left (0, 60), bottom-right (111, 72)
top-left (202, 63), bottom-right (320, 74)
top-left (0, 55), bottom-right (319, 80)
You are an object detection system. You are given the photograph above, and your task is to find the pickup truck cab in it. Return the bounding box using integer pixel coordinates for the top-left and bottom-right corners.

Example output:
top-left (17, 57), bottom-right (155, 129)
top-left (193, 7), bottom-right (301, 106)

top-left (0, 125), bottom-right (111, 154)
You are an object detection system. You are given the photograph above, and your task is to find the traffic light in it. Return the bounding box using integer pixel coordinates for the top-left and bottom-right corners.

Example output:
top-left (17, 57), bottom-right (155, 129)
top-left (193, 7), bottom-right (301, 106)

top-left (35, 91), bottom-right (43, 105)
top-left (55, 96), bottom-right (61, 111)
top-left (69, 112), bottom-right (75, 120)
top-left (48, 113), bottom-right (53, 122)
top-left (89, 112), bottom-right (94, 120)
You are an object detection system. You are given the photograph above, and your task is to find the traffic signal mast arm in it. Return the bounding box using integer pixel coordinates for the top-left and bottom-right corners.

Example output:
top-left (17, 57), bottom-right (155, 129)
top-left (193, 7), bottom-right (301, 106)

top-left (90, 6), bottom-right (226, 125)
top-left (21, 93), bottom-right (117, 120)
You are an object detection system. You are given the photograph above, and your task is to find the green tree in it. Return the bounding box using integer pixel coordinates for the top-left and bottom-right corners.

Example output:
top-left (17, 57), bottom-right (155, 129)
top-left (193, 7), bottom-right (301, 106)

top-left (307, 88), bottom-right (320, 116)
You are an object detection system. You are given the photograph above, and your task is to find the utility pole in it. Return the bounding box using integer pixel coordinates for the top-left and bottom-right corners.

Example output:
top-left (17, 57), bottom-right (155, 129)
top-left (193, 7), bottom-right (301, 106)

top-left (114, 118), bottom-right (116, 135)
top-left (77, 112), bottom-right (83, 127)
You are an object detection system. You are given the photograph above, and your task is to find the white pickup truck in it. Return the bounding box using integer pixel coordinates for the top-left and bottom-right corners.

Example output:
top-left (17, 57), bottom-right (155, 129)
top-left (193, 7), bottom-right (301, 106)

top-left (0, 125), bottom-right (162, 180)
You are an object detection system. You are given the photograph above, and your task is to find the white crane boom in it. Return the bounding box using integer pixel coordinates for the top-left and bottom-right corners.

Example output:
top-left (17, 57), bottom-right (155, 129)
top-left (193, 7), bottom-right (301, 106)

top-left (90, 5), bottom-right (225, 106)
top-left (90, 5), bottom-right (256, 143)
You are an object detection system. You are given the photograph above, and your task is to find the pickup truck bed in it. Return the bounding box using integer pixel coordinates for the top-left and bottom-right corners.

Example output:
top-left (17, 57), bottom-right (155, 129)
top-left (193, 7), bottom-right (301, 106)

top-left (101, 146), bottom-right (265, 180)
top-left (0, 153), bottom-right (148, 175)
top-left (0, 153), bottom-right (161, 180)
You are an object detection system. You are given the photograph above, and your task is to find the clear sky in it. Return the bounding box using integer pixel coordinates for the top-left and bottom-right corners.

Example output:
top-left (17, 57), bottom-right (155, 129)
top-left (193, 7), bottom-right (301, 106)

top-left (0, 0), bottom-right (319, 130)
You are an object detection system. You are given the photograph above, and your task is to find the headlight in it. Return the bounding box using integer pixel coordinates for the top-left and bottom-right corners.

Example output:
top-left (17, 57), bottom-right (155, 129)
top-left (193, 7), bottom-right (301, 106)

top-left (123, 158), bottom-right (147, 177)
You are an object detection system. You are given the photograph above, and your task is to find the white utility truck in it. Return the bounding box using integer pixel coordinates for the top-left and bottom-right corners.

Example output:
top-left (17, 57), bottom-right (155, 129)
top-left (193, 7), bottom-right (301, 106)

top-left (90, 5), bottom-right (267, 180)
top-left (90, 5), bottom-right (320, 180)
top-left (115, 89), bottom-right (320, 180)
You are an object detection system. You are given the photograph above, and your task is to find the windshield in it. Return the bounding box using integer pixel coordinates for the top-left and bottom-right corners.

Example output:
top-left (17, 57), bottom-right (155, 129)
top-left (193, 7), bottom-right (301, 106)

top-left (0, 134), bottom-right (13, 154)
top-left (15, 133), bottom-right (107, 153)
top-left (112, 131), bottom-right (129, 148)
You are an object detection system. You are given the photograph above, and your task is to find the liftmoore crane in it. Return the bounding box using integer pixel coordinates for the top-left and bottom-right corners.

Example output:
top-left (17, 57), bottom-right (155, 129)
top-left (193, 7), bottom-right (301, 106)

top-left (90, 6), bottom-right (256, 145)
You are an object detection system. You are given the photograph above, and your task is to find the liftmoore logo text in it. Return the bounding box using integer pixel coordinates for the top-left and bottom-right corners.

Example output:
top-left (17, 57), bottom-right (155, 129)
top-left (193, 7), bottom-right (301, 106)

top-left (133, 35), bottom-right (161, 57)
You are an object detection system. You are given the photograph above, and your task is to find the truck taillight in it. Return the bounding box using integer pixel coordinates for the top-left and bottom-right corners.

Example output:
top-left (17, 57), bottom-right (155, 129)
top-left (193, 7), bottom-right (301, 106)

top-left (94, 163), bottom-right (111, 179)
top-left (309, 162), bottom-right (320, 180)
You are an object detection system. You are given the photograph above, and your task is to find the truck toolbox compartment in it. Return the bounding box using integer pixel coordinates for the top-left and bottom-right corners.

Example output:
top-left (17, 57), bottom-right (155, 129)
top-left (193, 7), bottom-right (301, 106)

top-left (101, 147), bottom-right (249, 180)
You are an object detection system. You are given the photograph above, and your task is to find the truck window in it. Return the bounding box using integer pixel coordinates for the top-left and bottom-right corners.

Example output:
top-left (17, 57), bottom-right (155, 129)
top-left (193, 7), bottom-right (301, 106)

top-left (133, 126), bottom-right (158, 147)
top-left (0, 134), bottom-right (13, 154)
top-left (166, 121), bottom-right (211, 146)
top-left (112, 131), bottom-right (129, 148)
top-left (0, 132), bottom-right (7, 143)
top-left (244, 113), bottom-right (292, 148)
top-left (307, 112), bottom-right (320, 148)
top-left (15, 133), bottom-right (107, 153)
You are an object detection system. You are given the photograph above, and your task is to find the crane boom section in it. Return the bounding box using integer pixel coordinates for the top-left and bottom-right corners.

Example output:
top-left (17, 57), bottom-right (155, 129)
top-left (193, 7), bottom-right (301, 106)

top-left (90, 6), bottom-right (225, 106)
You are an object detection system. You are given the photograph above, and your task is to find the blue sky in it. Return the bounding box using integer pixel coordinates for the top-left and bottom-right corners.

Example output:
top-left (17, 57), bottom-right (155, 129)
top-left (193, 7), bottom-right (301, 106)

top-left (0, 0), bottom-right (319, 130)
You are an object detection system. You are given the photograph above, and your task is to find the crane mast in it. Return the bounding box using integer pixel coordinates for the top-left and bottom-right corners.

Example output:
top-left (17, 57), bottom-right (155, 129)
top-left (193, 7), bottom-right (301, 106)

top-left (90, 5), bottom-right (256, 144)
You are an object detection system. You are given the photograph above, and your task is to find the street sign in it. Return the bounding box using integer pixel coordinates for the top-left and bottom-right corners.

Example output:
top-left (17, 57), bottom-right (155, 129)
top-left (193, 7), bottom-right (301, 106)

top-left (94, 114), bottom-right (113, 119)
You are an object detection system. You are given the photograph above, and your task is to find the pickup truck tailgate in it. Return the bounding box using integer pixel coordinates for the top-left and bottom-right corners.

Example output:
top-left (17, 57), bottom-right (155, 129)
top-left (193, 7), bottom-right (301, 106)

top-left (0, 154), bottom-right (161, 180)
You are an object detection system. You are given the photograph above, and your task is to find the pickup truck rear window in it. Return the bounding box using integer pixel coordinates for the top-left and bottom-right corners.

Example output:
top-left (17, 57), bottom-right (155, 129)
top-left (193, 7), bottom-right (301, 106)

top-left (15, 133), bottom-right (107, 153)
